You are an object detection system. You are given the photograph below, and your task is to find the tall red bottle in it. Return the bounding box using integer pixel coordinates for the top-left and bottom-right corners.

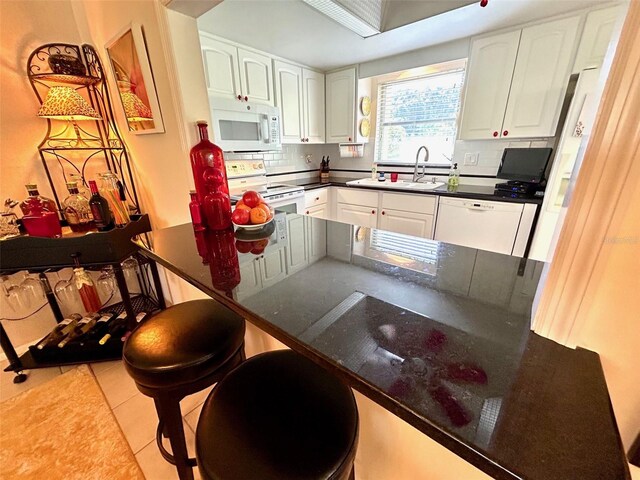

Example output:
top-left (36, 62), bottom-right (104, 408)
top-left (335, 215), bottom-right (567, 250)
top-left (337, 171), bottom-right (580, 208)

top-left (190, 121), bottom-right (231, 230)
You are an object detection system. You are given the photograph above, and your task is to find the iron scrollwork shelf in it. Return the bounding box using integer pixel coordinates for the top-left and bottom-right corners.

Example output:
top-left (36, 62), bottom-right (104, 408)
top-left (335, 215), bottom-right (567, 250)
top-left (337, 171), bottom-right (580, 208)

top-left (27, 43), bottom-right (140, 216)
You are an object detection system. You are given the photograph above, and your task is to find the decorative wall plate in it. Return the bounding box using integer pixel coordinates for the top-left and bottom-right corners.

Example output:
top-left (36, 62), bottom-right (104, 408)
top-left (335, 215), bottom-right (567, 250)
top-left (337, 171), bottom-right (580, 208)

top-left (360, 96), bottom-right (371, 116)
top-left (359, 118), bottom-right (371, 137)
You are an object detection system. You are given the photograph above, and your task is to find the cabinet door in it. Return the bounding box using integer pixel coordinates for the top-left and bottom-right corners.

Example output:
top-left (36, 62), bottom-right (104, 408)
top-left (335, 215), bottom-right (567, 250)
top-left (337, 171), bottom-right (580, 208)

top-left (260, 248), bottom-right (287, 288)
top-left (572, 5), bottom-right (623, 73)
top-left (337, 203), bottom-right (377, 228)
top-left (238, 48), bottom-right (274, 106)
top-left (200, 36), bottom-right (241, 101)
top-left (302, 68), bottom-right (325, 143)
top-left (305, 203), bottom-right (329, 219)
top-left (326, 68), bottom-right (356, 143)
top-left (236, 259), bottom-right (262, 300)
top-left (305, 216), bottom-right (327, 264)
top-left (379, 209), bottom-right (434, 239)
top-left (273, 60), bottom-right (304, 143)
top-left (502, 16), bottom-right (581, 138)
top-left (458, 30), bottom-right (521, 140)
top-left (286, 214), bottom-right (308, 274)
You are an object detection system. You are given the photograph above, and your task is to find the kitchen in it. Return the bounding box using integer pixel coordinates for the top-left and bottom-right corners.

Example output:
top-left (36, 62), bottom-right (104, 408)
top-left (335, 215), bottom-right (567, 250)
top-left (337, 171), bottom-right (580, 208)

top-left (0, 2), bottom-right (636, 478)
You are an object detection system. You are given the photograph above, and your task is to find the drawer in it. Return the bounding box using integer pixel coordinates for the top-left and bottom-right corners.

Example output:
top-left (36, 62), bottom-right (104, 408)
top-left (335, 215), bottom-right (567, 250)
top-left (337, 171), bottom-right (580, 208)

top-left (336, 188), bottom-right (378, 208)
top-left (381, 192), bottom-right (437, 215)
top-left (304, 188), bottom-right (328, 208)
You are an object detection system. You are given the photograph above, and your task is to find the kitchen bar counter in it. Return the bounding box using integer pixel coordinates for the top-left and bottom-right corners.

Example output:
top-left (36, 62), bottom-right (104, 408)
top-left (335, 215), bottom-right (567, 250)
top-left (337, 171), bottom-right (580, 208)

top-left (135, 215), bottom-right (629, 480)
top-left (283, 175), bottom-right (544, 204)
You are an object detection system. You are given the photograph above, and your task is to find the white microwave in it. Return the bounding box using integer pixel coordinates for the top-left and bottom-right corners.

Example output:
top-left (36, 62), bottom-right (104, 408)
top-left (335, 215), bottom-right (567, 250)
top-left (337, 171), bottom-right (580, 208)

top-left (210, 98), bottom-right (281, 152)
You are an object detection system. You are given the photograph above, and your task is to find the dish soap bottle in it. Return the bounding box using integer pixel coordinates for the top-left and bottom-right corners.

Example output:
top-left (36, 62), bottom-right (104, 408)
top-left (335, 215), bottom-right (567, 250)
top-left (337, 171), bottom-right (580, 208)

top-left (447, 163), bottom-right (460, 191)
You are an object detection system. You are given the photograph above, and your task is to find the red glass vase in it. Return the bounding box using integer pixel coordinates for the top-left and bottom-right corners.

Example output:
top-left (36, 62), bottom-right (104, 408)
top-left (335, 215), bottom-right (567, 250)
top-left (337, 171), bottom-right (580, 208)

top-left (190, 122), bottom-right (231, 231)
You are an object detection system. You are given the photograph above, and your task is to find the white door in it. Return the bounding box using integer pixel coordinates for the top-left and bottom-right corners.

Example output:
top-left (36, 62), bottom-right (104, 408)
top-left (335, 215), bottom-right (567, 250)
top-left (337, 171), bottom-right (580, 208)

top-left (302, 68), bottom-right (325, 143)
top-left (286, 214), bottom-right (307, 274)
top-left (572, 5), bottom-right (623, 73)
top-left (305, 216), bottom-right (327, 264)
top-left (379, 209), bottom-right (434, 239)
top-left (236, 259), bottom-right (262, 300)
top-left (259, 248), bottom-right (287, 287)
top-left (337, 203), bottom-right (377, 228)
top-left (305, 203), bottom-right (329, 219)
top-left (238, 48), bottom-right (274, 106)
top-left (458, 30), bottom-right (521, 140)
top-left (273, 60), bottom-right (304, 143)
top-left (200, 36), bottom-right (241, 101)
top-left (326, 68), bottom-right (356, 143)
top-left (434, 198), bottom-right (524, 255)
top-left (502, 16), bottom-right (581, 138)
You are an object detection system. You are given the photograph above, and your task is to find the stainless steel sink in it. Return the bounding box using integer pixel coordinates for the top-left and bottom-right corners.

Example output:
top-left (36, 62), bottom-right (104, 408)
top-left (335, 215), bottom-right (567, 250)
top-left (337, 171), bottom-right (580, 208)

top-left (346, 178), bottom-right (444, 191)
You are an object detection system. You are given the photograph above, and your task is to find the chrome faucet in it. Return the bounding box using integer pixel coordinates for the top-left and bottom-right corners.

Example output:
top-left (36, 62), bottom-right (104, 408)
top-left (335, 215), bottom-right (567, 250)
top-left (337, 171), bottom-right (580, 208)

top-left (413, 146), bottom-right (429, 182)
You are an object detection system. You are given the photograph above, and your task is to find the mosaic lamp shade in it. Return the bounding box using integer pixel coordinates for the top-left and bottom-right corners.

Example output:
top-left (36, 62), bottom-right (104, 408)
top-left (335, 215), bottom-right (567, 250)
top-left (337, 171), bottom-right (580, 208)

top-left (121, 91), bottom-right (153, 122)
top-left (37, 86), bottom-right (101, 120)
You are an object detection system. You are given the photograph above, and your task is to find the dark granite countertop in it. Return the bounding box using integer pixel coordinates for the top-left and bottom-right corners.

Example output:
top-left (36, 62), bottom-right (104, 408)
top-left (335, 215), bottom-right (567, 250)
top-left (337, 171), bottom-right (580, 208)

top-left (282, 176), bottom-right (544, 204)
top-left (135, 215), bottom-right (629, 480)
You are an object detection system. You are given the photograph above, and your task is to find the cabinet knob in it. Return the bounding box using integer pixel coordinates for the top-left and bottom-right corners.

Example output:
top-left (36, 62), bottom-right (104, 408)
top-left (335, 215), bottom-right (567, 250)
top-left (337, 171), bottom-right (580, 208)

top-left (348, 137), bottom-right (352, 142)
top-left (371, 210), bottom-right (375, 214)
top-left (492, 131), bottom-right (499, 137)
top-left (306, 210), bottom-right (309, 214)
top-left (503, 130), bottom-right (509, 136)
top-left (244, 96), bottom-right (248, 101)
top-left (237, 95), bottom-right (242, 100)
top-left (315, 197), bottom-right (319, 201)
top-left (381, 211), bottom-right (385, 215)
top-left (306, 138), bottom-right (309, 142)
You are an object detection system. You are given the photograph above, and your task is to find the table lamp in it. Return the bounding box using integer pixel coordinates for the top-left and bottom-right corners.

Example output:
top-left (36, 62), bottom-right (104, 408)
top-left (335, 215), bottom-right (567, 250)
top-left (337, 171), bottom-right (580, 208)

top-left (37, 86), bottom-right (102, 147)
top-left (121, 91), bottom-right (153, 123)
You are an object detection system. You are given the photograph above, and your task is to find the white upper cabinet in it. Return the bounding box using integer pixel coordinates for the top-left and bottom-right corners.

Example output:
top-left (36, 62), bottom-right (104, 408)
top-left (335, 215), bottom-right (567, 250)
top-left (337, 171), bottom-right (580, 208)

top-left (200, 35), bottom-right (273, 106)
top-left (458, 30), bottom-right (521, 140)
top-left (503, 16), bottom-right (581, 138)
top-left (459, 15), bottom-right (580, 140)
top-left (237, 48), bottom-right (274, 105)
top-left (273, 60), bottom-right (304, 143)
top-left (326, 67), bottom-right (356, 143)
top-left (573, 5), bottom-right (624, 73)
top-left (302, 68), bottom-right (325, 143)
top-left (201, 36), bottom-right (241, 101)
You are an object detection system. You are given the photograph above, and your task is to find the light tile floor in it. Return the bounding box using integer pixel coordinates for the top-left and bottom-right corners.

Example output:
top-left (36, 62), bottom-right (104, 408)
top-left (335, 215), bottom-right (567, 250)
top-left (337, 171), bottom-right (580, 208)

top-left (0, 360), bottom-right (209, 480)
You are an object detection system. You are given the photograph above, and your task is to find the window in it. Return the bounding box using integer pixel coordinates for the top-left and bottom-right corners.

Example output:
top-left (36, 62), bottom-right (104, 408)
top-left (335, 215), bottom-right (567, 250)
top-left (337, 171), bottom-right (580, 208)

top-left (375, 67), bottom-right (465, 166)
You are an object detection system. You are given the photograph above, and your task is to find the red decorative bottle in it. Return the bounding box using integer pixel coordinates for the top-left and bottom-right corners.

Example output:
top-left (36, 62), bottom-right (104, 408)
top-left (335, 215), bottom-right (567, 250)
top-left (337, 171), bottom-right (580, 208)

top-left (190, 121), bottom-right (231, 231)
top-left (20, 184), bottom-right (62, 238)
top-left (188, 190), bottom-right (205, 232)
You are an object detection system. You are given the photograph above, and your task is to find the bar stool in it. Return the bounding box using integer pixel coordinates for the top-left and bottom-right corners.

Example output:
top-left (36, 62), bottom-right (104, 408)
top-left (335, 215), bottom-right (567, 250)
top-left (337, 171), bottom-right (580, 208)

top-left (196, 350), bottom-right (359, 480)
top-left (123, 299), bottom-right (245, 480)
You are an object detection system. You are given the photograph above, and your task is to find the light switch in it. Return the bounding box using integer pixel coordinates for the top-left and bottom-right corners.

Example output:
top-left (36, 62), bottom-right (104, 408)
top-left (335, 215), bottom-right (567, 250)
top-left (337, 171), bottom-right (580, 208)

top-left (464, 152), bottom-right (479, 166)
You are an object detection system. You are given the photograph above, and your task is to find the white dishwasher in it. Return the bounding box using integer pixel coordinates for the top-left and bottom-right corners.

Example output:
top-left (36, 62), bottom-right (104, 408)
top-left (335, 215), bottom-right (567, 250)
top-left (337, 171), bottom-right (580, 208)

top-left (434, 197), bottom-right (524, 255)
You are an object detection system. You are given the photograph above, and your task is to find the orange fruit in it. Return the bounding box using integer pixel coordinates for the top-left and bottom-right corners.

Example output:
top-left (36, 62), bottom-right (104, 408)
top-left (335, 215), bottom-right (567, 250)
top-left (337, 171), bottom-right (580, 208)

top-left (256, 203), bottom-right (272, 219)
top-left (236, 203), bottom-right (252, 212)
top-left (250, 207), bottom-right (268, 224)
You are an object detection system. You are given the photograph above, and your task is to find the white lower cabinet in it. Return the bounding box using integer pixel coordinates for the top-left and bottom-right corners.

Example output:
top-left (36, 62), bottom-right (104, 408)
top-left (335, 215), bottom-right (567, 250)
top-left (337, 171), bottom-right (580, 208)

top-left (379, 209), bottom-right (434, 239)
top-left (306, 203), bottom-right (329, 219)
top-left (236, 260), bottom-right (262, 300)
top-left (261, 248), bottom-right (287, 287)
top-left (286, 214), bottom-right (307, 274)
top-left (337, 203), bottom-right (377, 228)
top-left (434, 198), bottom-right (525, 255)
top-left (306, 216), bottom-right (327, 264)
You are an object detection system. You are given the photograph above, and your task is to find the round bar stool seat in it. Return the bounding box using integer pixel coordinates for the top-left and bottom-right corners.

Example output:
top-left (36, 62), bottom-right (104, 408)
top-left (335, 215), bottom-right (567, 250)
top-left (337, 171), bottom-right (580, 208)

top-left (123, 299), bottom-right (246, 480)
top-left (196, 350), bottom-right (359, 480)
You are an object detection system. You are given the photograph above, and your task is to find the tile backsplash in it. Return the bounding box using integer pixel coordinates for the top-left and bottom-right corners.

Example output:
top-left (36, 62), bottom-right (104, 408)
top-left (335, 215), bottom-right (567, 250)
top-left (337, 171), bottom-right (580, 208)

top-left (224, 144), bottom-right (328, 174)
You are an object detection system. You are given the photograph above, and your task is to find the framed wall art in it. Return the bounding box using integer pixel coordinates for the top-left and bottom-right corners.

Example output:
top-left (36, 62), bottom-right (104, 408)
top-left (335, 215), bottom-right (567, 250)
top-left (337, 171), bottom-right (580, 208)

top-left (105, 23), bottom-right (164, 134)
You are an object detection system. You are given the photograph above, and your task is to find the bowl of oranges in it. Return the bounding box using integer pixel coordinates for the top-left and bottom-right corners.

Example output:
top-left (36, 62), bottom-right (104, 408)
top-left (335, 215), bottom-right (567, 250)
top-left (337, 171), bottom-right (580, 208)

top-left (231, 190), bottom-right (274, 231)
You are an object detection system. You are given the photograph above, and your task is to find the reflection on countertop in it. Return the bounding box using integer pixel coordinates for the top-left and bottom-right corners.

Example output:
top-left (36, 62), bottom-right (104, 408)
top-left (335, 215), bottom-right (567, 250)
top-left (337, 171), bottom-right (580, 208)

top-left (135, 213), bottom-right (629, 480)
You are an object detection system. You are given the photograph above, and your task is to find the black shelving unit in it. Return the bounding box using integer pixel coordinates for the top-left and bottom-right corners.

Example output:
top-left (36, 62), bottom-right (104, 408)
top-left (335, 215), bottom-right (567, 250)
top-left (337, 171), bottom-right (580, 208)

top-left (0, 214), bottom-right (165, 383)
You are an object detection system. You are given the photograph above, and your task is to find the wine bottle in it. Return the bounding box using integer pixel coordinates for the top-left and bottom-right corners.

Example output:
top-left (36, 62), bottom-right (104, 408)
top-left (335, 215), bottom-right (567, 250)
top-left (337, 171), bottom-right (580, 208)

top-left (98, 312), bottom-right (128, 345)
top-left (82, 313), bottom-right (115, 342)
top-left (88, 180), bottom-right (114, 231)
top-left (35, 314), bottom-right (82, 350)
top-left (58, 313), bottom-right (101, 348)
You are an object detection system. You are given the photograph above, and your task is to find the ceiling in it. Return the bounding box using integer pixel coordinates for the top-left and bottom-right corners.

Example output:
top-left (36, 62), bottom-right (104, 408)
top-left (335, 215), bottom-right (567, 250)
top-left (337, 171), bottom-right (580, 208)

top-left (197, 0), bottom-right (606, 71)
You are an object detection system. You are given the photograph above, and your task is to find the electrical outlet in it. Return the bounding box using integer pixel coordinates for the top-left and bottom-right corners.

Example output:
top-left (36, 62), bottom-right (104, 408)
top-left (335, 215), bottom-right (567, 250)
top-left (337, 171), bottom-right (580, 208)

top-left (464, 152), bottom-right (479, 166)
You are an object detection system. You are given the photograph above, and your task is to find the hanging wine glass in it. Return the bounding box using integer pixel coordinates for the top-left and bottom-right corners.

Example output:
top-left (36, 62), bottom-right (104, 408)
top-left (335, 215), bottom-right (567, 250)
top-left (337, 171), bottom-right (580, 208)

top-left (53, 269), bottom-right (82, 315)
top-left (20, 273), bottom-right (45, 308)
top-left (1, 274), bottom-right (29, 313)
top-left (122, 256), bottom-right (141, 295)
top-left (97, 266), bottom-right (116, 306)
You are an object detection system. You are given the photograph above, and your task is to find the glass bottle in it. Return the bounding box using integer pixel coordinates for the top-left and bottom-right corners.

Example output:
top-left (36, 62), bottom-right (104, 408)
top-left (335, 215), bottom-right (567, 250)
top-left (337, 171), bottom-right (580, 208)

top-left (35, 313), bottom-right (82, 350)
top-left (19, 184), bottom-right (57, 215)
top-left (190, 121), bottom-right (231, 231)
top-left (189, 190), bottom-right (205, 232)
top-left (19, 184), bottom-right (62, 238)
top-left (62, 182), bottom-right (95, 233)
top-left (88, 180), bottom-right (114, 232)
top-left (98, 172), bottom-right (130, 227)
top-left (447, 163), bottom-right (460, 191)
top-left (73, 267), bottom-right (102, 313)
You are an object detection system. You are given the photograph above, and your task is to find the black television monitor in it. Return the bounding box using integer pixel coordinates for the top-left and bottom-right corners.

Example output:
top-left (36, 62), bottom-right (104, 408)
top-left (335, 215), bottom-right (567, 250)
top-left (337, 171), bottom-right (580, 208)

top-left (497, 147), bottom-right (553, 184)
